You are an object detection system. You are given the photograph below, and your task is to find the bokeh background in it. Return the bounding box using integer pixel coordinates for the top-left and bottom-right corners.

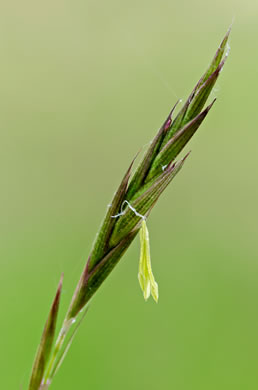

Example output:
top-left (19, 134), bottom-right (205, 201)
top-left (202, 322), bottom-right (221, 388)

top-left (1, 1), bottom-right (258, 389)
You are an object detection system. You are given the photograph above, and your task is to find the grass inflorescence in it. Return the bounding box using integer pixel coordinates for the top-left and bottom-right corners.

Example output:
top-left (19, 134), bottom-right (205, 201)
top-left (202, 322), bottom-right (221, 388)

top-left (28, 29), bottom-right (230, 390)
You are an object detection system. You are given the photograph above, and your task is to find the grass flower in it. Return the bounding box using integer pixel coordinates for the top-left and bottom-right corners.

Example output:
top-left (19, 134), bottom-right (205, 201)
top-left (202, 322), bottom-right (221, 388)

top-left (28, 28), bottom-right (230, 390)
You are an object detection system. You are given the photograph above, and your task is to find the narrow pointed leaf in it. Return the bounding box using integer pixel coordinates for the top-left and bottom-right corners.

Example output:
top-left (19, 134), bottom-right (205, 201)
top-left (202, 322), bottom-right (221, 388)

top-left (28, 275), bottom-right (63, 390)
top-left (146, 101), bottom-right (214, 181)
top-left (110, 154), bottom-right (189, 247)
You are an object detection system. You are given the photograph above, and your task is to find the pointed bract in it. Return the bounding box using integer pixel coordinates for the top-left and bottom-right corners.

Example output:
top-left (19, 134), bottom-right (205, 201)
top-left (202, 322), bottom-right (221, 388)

top-left (161, 29), bottom-right (230, 147)
top-left (199, 27), bottom-right (230, 86)
top-left (67, 229), bottom-right (139, 319)
top-left (110, 154), bottom-right (189, 247)
top-left (88, 156), bottom-right (136, 271)
top-left (182, 60), bottom-right (224, 124)
top-left (28, 275), bottom-right (63, 390)
top-left (48, 308), bottom-right (89, 382)
top-left (146, 101), bottom-right (215, 180)
top-left (126, 101), bottom-right (180, 201)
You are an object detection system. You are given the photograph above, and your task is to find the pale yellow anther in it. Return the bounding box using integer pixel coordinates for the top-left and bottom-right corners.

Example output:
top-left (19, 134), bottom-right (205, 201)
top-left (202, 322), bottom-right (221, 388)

top-left (138, 219), bottom-right (159, 303)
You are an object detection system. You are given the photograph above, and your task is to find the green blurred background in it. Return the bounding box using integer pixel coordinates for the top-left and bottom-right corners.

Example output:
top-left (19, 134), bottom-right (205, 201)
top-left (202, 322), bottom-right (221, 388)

top-left (1, 1), bottom-right (258, 389)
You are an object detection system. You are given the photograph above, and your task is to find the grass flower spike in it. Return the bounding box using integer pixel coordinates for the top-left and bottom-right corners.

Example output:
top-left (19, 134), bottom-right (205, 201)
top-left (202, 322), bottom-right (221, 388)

top-left (28, 29), bottom-right (230, 389)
